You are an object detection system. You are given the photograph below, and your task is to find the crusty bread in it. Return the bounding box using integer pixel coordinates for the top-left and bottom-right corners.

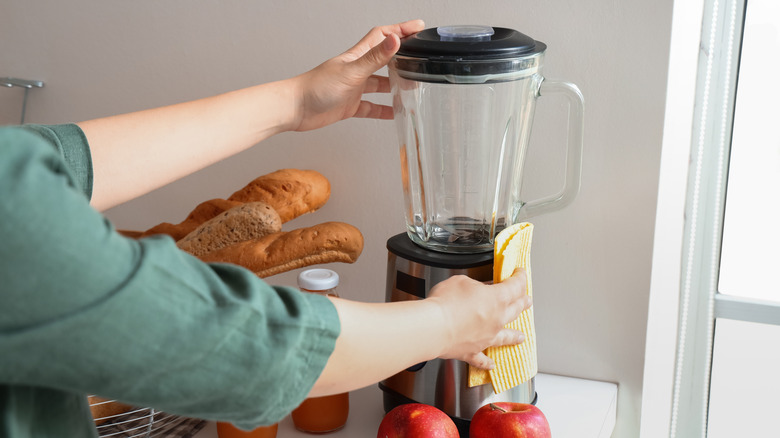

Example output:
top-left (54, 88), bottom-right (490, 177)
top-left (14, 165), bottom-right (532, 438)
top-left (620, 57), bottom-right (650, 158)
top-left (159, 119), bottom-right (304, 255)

top-left (142, 198), bottom-right (243, 241)
top-left (141, 169), bottom-right (329, 241)
top-left (227, 169), bottom-right (330, 223)
top-left (177, 202), bottom-right (282, 257)
top-left (199, 222), bottom-right (363, 278)
top-left (88, 395), bottom-right (135, 426)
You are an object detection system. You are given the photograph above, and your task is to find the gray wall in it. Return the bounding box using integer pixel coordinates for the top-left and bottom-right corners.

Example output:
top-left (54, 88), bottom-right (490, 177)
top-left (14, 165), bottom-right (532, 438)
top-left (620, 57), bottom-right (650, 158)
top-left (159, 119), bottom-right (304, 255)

top-left (1, 1), bottom-right (672, 436)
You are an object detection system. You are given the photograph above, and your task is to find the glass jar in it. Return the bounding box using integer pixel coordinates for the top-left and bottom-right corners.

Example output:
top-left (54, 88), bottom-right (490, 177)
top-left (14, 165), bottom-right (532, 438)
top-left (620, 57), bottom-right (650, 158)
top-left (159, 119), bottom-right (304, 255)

top-left (216, 422), bottom-right (278, 438)
top-left (291, 269), bottom-right (350, 433)
top-left (390, 25), bottom-right (584, 253)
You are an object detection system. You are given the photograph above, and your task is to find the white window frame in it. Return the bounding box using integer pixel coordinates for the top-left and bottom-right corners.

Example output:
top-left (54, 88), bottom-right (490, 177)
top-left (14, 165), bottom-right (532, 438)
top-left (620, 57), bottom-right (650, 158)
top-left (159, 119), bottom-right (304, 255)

top-left (641, 0), bottom-right (780, 437)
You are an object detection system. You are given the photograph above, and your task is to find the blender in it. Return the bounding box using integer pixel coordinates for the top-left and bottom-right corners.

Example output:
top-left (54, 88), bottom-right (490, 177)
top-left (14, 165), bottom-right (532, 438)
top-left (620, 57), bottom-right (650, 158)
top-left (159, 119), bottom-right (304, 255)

top-left (378, 25), bottom-right (585, 435)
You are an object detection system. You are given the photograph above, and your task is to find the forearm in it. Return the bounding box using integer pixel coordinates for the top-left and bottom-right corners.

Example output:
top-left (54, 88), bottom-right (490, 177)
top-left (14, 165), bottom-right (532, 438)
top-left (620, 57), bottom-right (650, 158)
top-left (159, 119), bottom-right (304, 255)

top-left (79, 20), bottom-right (426, 212)
top-left (80, 78), bottom-right (299, 211)
top-left (309, 297), bottom-right (450, 397)
top-left (309, 273), bottom-right (532, 397)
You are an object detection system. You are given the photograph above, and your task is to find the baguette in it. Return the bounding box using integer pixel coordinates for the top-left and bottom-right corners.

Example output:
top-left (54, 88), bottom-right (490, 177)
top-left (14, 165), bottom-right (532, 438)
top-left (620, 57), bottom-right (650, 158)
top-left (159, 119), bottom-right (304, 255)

top-left (227, 169), bottom-right (330, 223)
top-left (141, 169), bottom-right (330, 241)
top-left (177, 202), bottom-right (282, 257)
top-left (199, 222), bottom-right (363, 278)
top-left (142, 198), bottom-right (243, 241)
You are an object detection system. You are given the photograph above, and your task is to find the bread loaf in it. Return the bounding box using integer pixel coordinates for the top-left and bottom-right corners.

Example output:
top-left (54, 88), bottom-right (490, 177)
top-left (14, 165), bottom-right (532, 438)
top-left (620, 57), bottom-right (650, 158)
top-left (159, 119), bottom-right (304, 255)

top-left (199, 222), bottom-right (363, 278)
top-left (227, 169), bottom-right (330, 223)
top-left (141, 169), bottom-right (329, 241)
top-left (177, 202), bottom-right (282, 257)
top-left (142, 198), bottom-right (243, 241)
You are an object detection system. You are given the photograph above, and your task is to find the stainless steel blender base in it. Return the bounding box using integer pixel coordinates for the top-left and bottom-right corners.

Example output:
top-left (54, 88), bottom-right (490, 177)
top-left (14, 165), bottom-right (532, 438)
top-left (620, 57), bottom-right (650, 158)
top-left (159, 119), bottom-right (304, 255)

top-left (378, 357), bottom-right (536, 415)
top-left (380, 233), bottom-right (537, 436)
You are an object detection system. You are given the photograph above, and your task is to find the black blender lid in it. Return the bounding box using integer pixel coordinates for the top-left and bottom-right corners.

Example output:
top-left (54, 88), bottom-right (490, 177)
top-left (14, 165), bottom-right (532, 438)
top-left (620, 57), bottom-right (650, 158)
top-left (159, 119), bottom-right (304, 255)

top-left (392, 25), bottom-right (547, 83)
top-left (397, 25), bottom-right (545, 60)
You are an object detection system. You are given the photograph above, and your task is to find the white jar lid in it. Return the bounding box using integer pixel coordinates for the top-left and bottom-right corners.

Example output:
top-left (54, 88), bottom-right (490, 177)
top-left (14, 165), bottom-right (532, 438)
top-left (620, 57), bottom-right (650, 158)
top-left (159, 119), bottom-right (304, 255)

top-left (297, 269), bottom-right (339, 291)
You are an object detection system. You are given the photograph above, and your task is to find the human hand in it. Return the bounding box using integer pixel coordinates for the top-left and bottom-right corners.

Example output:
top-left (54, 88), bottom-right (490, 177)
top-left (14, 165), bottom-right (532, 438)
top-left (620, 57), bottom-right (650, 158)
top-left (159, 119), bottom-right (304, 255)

top-left (288, 19), bottom-right (425, 132)
top-left (428, 269), bottom-right (532, 370)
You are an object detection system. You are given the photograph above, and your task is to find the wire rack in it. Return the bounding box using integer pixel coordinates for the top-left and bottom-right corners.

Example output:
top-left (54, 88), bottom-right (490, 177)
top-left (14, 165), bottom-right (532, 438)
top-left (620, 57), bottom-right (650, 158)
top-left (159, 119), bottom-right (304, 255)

top-left (89, 397), bottom-right (206, 438)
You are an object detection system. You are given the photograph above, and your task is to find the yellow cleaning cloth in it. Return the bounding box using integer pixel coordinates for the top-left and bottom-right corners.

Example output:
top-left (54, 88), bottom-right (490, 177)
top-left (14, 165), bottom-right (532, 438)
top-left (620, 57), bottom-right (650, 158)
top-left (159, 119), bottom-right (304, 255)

top-left (468, 222), bottom-right (536, 394)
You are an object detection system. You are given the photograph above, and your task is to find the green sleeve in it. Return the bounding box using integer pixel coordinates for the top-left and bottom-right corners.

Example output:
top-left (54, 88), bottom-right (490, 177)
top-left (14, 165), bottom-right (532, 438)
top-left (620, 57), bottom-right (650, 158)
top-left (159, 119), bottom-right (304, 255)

top-left (21, 123), bottom-right (93, 200)
top-left (0, 126), bottom-right (340, 430)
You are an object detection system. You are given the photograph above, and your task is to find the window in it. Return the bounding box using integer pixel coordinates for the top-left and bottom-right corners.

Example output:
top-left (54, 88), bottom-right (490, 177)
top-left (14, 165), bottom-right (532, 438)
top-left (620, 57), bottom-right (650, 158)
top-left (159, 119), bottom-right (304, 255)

top-left (641, 0), bottom-right (780, 437)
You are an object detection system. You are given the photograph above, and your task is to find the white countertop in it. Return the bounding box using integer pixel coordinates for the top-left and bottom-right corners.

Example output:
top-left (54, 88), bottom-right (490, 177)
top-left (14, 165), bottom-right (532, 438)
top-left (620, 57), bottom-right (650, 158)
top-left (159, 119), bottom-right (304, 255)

top-left (194, 373), bottom-right (617, 438)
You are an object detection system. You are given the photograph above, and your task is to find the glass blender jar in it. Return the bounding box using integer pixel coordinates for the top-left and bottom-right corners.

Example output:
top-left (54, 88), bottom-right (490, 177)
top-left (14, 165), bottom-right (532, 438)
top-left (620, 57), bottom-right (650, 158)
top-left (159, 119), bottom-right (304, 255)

top-left (389, 25), bottom-right (584, 253)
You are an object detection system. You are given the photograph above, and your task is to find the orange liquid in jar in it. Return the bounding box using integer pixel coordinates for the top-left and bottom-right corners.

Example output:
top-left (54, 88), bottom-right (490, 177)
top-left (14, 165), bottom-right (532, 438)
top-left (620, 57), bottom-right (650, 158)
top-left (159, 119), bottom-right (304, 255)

top-left (216, 422), bottom-right (278, 438)
top-left (291, 392), bottom-right (349, 433)
top-left (294, 269), bottom-right (349, 433)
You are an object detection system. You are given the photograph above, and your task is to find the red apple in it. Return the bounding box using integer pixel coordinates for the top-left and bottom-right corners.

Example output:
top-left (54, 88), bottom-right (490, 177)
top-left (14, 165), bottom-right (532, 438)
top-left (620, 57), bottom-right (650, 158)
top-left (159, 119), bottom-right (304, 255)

top-left (469, 402), bottom-right (551, 438)
top-left (377, 403), bottom-right (459, 438)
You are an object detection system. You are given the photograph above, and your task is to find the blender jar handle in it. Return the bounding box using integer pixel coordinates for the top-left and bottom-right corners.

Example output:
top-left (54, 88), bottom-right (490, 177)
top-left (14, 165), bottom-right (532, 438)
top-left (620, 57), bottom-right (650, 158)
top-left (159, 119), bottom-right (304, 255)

top-left (518, 78), bottom-right (585, 220)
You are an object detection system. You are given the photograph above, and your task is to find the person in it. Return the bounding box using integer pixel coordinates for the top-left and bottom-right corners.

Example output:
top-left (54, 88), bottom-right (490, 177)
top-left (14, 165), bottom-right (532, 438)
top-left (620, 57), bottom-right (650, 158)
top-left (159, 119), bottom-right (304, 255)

top-left (0, 20), bottom-right (531, 437)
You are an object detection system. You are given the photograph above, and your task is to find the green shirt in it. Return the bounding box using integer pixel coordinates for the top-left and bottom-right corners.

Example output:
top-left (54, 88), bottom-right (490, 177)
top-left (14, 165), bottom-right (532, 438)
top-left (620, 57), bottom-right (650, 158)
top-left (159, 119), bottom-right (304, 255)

top-left (0, 124), bottom-right (340, 437)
